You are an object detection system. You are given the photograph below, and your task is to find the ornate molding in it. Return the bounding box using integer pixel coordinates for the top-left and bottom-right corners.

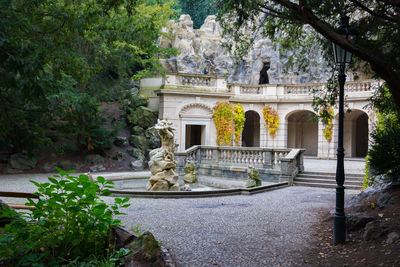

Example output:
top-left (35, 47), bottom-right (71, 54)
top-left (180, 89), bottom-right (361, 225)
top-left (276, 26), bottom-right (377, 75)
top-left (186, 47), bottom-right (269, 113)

top-left (179, 103), bottom-right (213, 118)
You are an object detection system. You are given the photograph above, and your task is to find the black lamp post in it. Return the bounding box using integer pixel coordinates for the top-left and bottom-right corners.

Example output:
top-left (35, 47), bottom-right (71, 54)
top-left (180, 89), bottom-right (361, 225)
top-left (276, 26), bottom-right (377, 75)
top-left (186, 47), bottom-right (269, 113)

top-left (332, 14), bottom-right (357, 245)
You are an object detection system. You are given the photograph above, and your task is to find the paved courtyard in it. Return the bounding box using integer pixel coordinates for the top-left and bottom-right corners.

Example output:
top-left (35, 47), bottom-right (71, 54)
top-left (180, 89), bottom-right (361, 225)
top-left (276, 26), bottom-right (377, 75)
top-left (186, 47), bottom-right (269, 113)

top-left (0, 158), bottom-right (363, 266)
top-left (304, 157), bottom-right (365, 174)
top-left (112, 186), bottom-right (357, 267)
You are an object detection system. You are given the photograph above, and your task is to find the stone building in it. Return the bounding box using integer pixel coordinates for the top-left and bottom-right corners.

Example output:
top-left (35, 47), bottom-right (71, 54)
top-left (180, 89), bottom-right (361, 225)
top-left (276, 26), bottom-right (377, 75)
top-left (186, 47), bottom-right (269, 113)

top-left (140, 15), bottom-right (377, 159)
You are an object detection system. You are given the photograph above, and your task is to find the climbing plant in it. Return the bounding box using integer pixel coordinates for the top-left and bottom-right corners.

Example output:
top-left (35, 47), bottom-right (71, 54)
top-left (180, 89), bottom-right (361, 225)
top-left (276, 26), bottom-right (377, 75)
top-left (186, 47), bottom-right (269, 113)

top-left (212, 101), bottom-right (233, 146)
top-left (262, 105), bottom-right (279, 137)
top-left (319, 106), bottom-right (334, 142)
top-left (233, 104), bottom-right (245, 146)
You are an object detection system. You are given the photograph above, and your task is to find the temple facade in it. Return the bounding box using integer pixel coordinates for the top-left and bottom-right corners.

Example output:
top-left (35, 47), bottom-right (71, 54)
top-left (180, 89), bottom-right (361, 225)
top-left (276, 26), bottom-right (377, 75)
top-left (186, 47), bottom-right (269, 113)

top-left (140, 73), bottom-right (377, 159)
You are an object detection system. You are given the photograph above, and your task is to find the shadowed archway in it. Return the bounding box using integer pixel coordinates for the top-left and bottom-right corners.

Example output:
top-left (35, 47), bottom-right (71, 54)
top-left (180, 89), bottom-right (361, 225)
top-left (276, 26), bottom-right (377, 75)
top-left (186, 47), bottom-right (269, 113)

top-left (287, 110), bottom-right (318, 156)
top-left (339, 110), bottom-right (369, 158)
top-left (242, 111), bottom-right (260, 147)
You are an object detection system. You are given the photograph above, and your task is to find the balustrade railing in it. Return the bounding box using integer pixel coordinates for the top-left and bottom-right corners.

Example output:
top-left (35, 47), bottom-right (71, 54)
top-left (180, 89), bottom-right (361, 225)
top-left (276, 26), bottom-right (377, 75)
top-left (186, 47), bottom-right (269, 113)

top-left (344, 81), bottom-right (372, 92)
top-left (180, 74), bottom-right (212, 87)
top-left (283, 80), bottom-right (375, 95)
top-left (175, 146), bottom-right (298, 170)
top-left (284, 84), bottom-right (321, 95)
top-left (240, 85), bottom-right (263, 95)
top-left (175, 146), bottom-right (304, 185)
top-left (162, 73), bottom-right (377, 97)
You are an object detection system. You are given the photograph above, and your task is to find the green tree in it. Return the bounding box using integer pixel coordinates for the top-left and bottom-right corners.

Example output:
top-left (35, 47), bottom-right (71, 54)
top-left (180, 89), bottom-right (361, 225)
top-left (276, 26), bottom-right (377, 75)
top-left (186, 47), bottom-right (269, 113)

top-left (180, 0), bottom-right (218, 28)
top-left (0, 0), bottom-right (174, 153)
top-left (218, 0), bottom-right (400, 109)
top-left (368, 86), bottom-right (400, 180)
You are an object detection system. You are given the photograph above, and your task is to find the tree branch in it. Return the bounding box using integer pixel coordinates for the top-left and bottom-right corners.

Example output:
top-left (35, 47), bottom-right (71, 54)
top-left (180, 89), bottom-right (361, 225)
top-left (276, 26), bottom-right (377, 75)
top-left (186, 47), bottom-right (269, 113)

top-left (349, 0), bottom-right (400, 24)
top-left (376, 0), bottom-right (400, 8)
top-left (268, 0), bottom-right (400, 108)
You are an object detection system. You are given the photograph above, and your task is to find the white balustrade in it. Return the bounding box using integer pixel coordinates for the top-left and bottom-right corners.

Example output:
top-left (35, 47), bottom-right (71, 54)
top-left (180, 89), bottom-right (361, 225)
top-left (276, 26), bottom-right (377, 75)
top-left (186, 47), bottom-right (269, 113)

top-left (284, 84), bottom-right (322, 95)
top-left (345, 81), bottom-right (372, 92)
top-left (177, 146), bottom-right (292, 169)
top-left (164, 73), bottom-right (376, 97)
top-left (240, 85), bottom-right (262, 95)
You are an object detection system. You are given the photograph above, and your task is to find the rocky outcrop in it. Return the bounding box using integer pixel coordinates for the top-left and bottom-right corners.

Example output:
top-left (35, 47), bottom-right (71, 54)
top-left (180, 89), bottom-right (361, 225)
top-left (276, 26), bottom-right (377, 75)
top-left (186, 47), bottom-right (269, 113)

top-left (161, 15), bottom-right (330, 85)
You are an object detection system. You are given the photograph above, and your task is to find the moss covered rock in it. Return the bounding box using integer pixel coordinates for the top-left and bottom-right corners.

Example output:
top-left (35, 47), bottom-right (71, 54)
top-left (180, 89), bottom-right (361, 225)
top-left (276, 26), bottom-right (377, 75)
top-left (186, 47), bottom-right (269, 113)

top-left (128, 106), bottom-right (158, 129)
top-left (129, 135), bottom-right (147, 150)
top-left (9, 153), bottom-right (37, 170)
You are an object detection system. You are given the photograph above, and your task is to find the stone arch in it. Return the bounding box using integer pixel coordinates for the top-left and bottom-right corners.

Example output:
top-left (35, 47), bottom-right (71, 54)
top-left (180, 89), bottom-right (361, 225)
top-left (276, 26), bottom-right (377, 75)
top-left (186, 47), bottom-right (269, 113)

top-left (179, 103), bottom-right (213, 150)
top-left (242, 110), bottom-right (260, 147)
top-left (286, 110), bottom-right (318, 156)
top-left (179, 103), bottom-right (213, 118)
top-left (335, 109), bottom-right (369, 158)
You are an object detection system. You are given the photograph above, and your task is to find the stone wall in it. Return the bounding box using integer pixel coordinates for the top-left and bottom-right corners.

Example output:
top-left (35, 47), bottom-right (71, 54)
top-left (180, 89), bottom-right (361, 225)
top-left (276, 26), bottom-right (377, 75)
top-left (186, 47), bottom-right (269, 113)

top-left (160, 15), bottom-right (331, 85)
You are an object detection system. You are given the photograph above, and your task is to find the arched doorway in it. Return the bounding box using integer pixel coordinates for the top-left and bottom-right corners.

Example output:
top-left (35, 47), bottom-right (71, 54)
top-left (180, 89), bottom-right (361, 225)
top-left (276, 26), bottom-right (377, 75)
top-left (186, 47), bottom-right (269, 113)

top-left (341, 110), bottom-right (369, 157)
top-left (179, 103), bottom-right (213, 151)
top-left (287, 110), bottom-right (318, 156)
top-left (242, 111), bottom-right (260, 147)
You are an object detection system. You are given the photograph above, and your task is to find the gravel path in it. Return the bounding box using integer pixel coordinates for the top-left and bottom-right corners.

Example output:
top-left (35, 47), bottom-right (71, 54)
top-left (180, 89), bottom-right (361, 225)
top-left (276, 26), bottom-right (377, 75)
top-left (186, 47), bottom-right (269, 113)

top-left (113, 186), bottom-right (357, 267)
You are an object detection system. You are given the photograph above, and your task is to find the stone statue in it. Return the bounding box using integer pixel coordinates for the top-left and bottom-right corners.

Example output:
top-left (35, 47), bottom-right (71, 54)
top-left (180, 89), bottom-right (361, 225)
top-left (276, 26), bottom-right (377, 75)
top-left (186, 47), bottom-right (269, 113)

top-left (183, 161), bottom-right (197, 184)
top-left (245, 166), bottom-right (262, 188)
top-left (146, 119), bottom-right (180, 191)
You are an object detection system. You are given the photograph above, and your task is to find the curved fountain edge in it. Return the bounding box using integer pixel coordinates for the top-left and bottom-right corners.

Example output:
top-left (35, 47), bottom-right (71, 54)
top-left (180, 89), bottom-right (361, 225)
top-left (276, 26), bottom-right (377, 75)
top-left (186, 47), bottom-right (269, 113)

top-left (109, 182), bottom-right (289, 198)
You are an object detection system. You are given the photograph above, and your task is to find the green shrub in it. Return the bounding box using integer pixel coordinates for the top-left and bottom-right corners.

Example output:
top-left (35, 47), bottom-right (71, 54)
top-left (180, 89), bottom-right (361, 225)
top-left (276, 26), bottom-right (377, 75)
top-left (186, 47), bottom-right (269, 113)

top-left (0, 169), bottom-right (130, 266)
top-left (368, 86), bottom-right (400, 182)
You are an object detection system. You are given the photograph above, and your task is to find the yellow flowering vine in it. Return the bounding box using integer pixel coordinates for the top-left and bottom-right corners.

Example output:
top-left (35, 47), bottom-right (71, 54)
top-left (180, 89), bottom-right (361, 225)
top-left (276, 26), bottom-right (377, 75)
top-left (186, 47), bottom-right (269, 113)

top-left (319, 106), bottom-right (334, 142)
top-left (212, 101), bottom-right (234, 146)
top-left (233, 104), bottom-right (245, 146)
top-left (262, 105), bottom-right (280, 137)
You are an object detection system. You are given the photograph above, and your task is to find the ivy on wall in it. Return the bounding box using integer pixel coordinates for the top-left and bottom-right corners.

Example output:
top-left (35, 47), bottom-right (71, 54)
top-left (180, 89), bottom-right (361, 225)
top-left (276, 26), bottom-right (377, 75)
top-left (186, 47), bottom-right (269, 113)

top-left (233, 104), bottom-right (245, 146)
top-left (212, 101), bottom-right (234, 146)
top-left (262, 105), bottom-right (280, 137)
top-left (319, 106), bottom-right (334, 142)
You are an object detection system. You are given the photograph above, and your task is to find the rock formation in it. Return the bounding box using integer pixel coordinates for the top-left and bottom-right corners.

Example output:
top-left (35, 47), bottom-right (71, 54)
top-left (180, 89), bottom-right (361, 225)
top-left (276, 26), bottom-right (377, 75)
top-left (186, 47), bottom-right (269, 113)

top-left (160, 15), bottom-right (331, 85)
top-left (146, 119), bottom-right (180, 191)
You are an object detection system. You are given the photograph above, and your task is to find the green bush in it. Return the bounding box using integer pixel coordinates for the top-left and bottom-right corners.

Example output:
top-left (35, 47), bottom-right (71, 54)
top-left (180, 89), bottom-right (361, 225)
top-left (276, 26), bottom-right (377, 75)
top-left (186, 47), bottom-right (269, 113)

top-left (0, 169), bottom-right (130, 266)
top-left (368, 86), bottom-right (400, 181)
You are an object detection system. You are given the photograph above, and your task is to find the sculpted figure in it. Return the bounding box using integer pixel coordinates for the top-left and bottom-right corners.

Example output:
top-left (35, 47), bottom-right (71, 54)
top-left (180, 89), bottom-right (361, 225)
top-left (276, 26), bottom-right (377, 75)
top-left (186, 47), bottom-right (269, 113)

top-left (147, 119), bottom-right (180, 191)
top-left (245, 165), bottom-right (262, 188)
top-left (183, 161), bottom-right (197, 184)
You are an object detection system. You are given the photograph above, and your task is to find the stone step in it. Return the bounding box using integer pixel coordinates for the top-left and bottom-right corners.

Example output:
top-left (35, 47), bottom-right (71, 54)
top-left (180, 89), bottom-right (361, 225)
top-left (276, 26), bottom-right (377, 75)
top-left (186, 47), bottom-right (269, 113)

top-left (295, 177), bottom-right (363, 186)
top-left (299, 171), bottom-right (364, 178)
top-left (296, 173), bottom-right (364, 182)
top-left (293, 181), bottom-right (363, 190)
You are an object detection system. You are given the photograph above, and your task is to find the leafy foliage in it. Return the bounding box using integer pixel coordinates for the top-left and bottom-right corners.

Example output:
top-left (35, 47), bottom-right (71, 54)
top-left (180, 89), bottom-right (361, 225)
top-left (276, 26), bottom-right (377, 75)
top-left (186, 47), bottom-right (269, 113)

top-left (0, 0), bottom-right (174, 153)
top-left (218, 0), bottom-right (400, 109)
top-left (233, 103), bottom-right (245, 145)
top-left (262, 105), bottom-right (279, 137)
top-left (319, 106), bottom-right (334, 142)
top-left (368, 86), bottom-right (400, 179)
top-left (212, 101), bottom-right (233, 146)
top-left (0, 169), bottom-right (130, 266)
top-left (179, 0), bottom-right (218, 28)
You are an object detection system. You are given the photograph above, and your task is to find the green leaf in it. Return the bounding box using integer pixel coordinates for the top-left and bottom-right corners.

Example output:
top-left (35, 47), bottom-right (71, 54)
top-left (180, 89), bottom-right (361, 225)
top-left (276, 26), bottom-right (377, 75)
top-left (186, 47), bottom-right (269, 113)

top-left (48, 177), bottom-right (59, 185)
top-left (97, 176), bottom-right (105, 184)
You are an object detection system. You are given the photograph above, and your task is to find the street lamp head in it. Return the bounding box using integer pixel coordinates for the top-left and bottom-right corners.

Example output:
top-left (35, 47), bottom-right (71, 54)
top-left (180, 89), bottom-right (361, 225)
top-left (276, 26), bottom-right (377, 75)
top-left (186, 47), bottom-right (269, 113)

top-left (332, 14), bottom-right (357, 65)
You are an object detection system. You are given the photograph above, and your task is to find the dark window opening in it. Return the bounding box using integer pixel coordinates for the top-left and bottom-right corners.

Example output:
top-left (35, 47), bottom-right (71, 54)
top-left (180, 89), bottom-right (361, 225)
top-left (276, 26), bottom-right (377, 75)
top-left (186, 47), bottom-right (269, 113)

top-left (259, 62), bottom-right (270, 84)
top-left (185, 125), bottom-right (203, 149)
